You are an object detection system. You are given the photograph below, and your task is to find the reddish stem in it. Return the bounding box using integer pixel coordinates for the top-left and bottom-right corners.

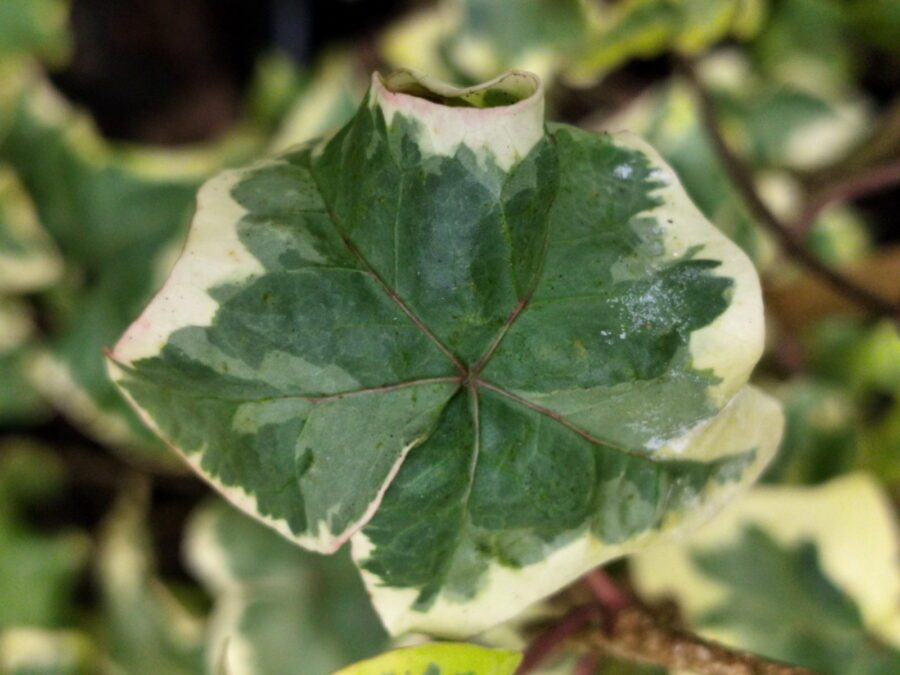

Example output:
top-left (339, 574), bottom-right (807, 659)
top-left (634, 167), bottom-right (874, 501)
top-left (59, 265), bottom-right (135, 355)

top-left (584, 568), bottom-right (632, 617)
top-left (793, 159), bottom-right (900, 236)
top-left (574, 653), bottom-right (600, 675)
top-left (675, 54), bottom-right (899, 322)
top-left (516, 605), bottom-right (600, 674)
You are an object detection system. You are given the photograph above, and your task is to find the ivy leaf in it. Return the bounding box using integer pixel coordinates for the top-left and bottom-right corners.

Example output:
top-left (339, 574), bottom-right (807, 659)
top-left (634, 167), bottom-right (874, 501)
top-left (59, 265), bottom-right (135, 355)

top-left (695, 527), bottom-right (900, 674)
top-left (335, 643), bottom-right (521, 675)
top-left (0, 71), bottom-right (256, 460)
top-left (185, 499), bottom-right (387, 675)
top-left (269, 51), bottom-right (367, 154)
top-left (752, 0), bottom-right (854, 92)
top-left (631, 474), bottom-right (900, 673)
top-left (0, 299), bottom-right (49, 424)
top-left (96, 481), bottom-right (205, 675)
top-left (110, 69), bottom-right (781, 636)
top-left (0, 163), bottom-right (60, 424)
top-left (380, 0), bottom-right (764, 89)
top-left (763, 378), bottom-right (858, 485)
top-left (0, 628), bottom-right (100, 675)
top-left (0, 440), bottom-right (89, 630)
top-left (803, 318), bottom-right (900, 483)
top-left (0, 165), bottom-right (62, 293)
top-left (605, 52), bottom-right (869, 269)
top-left (567, 0), bottom-right (766, 85)
top-left (380, 0), bottom-right (588, 85)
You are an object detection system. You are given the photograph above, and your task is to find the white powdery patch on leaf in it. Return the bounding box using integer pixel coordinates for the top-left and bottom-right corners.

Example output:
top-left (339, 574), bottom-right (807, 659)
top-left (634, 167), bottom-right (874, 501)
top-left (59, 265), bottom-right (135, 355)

top-left (614, 132), bottom-right (764, 407)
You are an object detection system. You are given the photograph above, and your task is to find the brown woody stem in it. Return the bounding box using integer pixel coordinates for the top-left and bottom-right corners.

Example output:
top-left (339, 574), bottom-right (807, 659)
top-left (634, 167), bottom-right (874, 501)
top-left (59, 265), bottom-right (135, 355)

top-left (517, 569), bottom-right (815, 675)
top-left (674, 54), bottom-right (899, 322)
top-left (587, 604), bottom-right (815, 675)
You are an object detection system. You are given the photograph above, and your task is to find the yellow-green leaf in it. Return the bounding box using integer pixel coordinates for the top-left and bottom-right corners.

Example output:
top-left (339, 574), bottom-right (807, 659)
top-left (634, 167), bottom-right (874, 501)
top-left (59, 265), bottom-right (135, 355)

top-left (335, 643), bottom-right (521, 675)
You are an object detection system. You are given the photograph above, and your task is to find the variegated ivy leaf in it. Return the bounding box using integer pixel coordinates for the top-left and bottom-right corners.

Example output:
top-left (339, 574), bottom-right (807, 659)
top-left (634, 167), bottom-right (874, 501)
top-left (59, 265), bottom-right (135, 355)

top-left (380, 0), bottom-right (589, 86)
top-left (0, 70), bottom-right (257, 461)
top-left (110, 69), bottom-right (782, 636)
top-left (604, 51), bottom-right (870, 270)
top-left (0, 165), bottom-right (62, 293)
top-left (335, 643), bottom-right (521, 675)
top-left (630, 474), bottom-right (900, 672)
top-left (0, 158), bottom-right (58, 425)
top-left (269, 51), bottom-right (366, 154)
top-left (752, 0), bottom-right (853, 93)
top-left (0, 628), bottom-right (100, 675)
top-left (96, 480), bottom-right (205, 675)
top-left (0, 299), bottom-right (49, 424)
top-left (185, 499), bottom-right (386, 675)
top-left (694, 52), bottom-right (869, 172)
top-left (244, 51), bottom-right (306, 134)
top-left (381, 0), bottom-right (764, 89)
top-left (566, 0), bottom-right (766, 85)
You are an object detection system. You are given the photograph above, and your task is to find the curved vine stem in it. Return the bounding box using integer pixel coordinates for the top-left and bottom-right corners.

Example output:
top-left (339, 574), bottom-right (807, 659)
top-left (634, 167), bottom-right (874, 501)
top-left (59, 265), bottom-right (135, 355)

top-left (674, 54), bottom-right (900, 322)
top-left (517, 570), bottom-right (815, 675)
top-left (793, 159), bottom-right (900, 236)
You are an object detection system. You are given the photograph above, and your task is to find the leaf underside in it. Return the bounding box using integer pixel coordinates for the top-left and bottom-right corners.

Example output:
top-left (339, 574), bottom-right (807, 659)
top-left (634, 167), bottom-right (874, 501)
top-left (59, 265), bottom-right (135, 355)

top-left (112, 86), bottom-right (777, 635)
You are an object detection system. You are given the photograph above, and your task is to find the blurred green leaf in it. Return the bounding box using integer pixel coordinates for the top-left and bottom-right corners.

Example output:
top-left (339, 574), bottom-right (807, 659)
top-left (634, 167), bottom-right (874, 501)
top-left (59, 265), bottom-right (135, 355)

top-left (568, 0), bottom-right (766, 84)
top-left (0, 0), bottom-right (70, 65)
top-left (803, 206), bottom-right (871, 268)
top-left (751, 0), bottom-right (853, 91)
top-left (383, 0), bottom-right (764, 88)
top-left (695, 527), bottom-right (900, 674)
top-left (244, 51), bottom-right (307, 133)
top-left (631, 475), bottom-right (900, 673)
top-left (803, 319), bottom-right (900, 483)
top-left (0, 628), bottom-right (100, 675)
top-left (185, 500), bottom-right (387, 675)
top-left (381, 0), bottom-right (588, 84)
top-left (335, 642), bottom-right (521, 675)
top-left (846, 0), bottom-right (900, 52)
top-left (452, 0), bottom-right (587, 80)
top-left (96, 481), bottom-right (205, 675)
top-left (0, 299), bottom-right (48, 424)
top-left (606, 51), bottom-right (870, 270)
top-left (0, 440), bottom-right (89, 629)
top-left (269, 50), bottom-right (366, 154)
top-left (763, 378), bottom-right (858, 485)
top-left (0, 72), bottom-right (257, 461)
top-left (0, 165), bottom-right (62, 293)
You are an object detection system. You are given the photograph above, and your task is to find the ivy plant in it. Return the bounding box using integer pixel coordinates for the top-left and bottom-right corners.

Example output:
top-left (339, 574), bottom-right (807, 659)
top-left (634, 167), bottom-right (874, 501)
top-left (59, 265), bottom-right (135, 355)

top-left (631, 473), bottom-right (900, 672)
top-left (95, 481), bottom-right (205, 675)
top-left (185, 499), bottom-right (386, 675)
top-left (380, 0), bottom-right (766, 88)
top-left (0, 440), bottom-right (89, 666)
top-left (109, 69), bottom-right (782, 637)
top-left (606, 51), bottom-right (870, 271)
top-left (0, 69), bottom-right (256, 461)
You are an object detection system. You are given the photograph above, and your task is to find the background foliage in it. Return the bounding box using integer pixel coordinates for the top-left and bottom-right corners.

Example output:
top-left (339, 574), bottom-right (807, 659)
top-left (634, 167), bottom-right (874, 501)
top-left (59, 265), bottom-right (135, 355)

top-left (0, 1), bottom-right (897, 673)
